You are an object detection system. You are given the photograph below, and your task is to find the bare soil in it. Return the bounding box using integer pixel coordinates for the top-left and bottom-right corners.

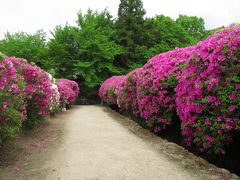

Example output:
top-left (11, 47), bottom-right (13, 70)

top-left (0, 105), bottom-right (238, 180)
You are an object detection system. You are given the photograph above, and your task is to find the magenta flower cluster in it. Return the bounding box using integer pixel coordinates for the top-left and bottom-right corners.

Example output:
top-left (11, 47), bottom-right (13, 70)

top-left (0, 57), bottom-right (25, 142)
top-left (176, 27), bottom-right (240, 154)
top-left (99, 26), bottom-right (240, 154)
top-left (137, 46), bottom-right (195, 132)
top-left (117, 68), bottom-right (142, 116)
top-left (57, 79), bottom-right (80, 108)
top-left (98, 76), bottom-right (125, 105)
top-left (0, 56), bottom-right (80, 143)
top-left (12, 57), bottom-right (54, 116)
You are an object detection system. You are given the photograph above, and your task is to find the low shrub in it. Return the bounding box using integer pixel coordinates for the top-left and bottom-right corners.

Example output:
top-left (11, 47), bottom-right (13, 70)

top-left (136, 47), bottom-right (194, 133)
top-left (99, 26), bottom-right (240, 154)
top-left (0, 54), bottom-right (80, 144)
top-left (176, 26), bottom-right (240, 154)
top-left (117, 68), bottom-right (142, 117)
top-left (0, 57), bottom-right (25, 144)
top-left (98, 76), bottom-right (125, 105)
top-left (8, 57), bottom-right (54, 128)
top-left (57, 79), bottom-right (80, 109)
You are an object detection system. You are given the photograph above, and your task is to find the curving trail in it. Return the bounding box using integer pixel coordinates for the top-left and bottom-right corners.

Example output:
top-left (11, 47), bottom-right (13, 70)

top-left (0, 106), bottom-right (238, 180)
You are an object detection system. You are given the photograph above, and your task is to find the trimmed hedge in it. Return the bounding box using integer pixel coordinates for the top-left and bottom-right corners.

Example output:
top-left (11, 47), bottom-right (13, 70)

top-left (117, 68), bottom-right (142, 117)
top-left (99, 26), bottom-right (240, 154)
top-left (99, 76), bottom-right (125, 105)
top-left (57, 79), bottom-right (80, 109)
top-left (136, 47), bottom-right (194, 133)
top-left (0, 55), bottom-right (80, 144)
top-left (176, 27), bottom-right (240, 154)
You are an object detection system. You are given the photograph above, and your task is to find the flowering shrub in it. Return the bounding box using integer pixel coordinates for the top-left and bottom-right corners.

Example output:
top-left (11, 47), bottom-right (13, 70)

top-left (98, 76), bottom-right (125, 105)
top-left (57, 79), bottom-right (79, 109)
top-left (2, 57), bottom-right (54, 128)
top-left (48, 74), bottom-right (61, 114)
top-left (136, 47), bottom-right (194, 133)
top-left (49, 83), bottom-right (61, 113)
top-left (0, 55), bottom-right (80, 144)
top-left (176, 27), bottom-right (240, 154)
top-left (99, 26), bottom-right (240, 154)
top-left (117, 68), bottom-right (141, 116)
top-left (0, 57), bottom-right (25, 143)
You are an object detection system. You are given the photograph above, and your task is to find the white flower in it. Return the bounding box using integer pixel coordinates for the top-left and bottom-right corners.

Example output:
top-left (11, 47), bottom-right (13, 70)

top-left (48, 73), bottom-right (53, 80)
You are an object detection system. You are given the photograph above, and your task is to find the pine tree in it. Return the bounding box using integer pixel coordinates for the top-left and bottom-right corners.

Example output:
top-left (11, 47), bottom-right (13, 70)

top-left (115, 0), bottom-right (146, 70)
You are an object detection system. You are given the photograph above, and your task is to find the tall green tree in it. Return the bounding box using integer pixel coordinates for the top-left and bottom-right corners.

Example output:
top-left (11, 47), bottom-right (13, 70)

top-left (138, 15), bottom-right (192, 60)
top-left (48, 25), bottom-right (79, 78)
top-left (0, 30), bottom-right (48, 67)
top-left (48, 10), bottom-right (122, 100)
top-left (115, 0), bottom-right (146, 70)
top-left (176, 15), bottom-right (209, 44)
top-left (74, 10), bottom-right (122, 99)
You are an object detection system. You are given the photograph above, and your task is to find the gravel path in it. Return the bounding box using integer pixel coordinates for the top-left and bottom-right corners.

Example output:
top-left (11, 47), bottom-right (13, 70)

top-left (0, 105), bottom-right (238, 180)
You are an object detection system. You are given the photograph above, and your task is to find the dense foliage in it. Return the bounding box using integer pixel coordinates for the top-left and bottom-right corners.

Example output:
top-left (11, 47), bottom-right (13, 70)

top-left (139, 15), bottom-right (192, 61)
top-left (117, 68), bottom-right (141, 116)
top-left (176, 15), bottom-right (210, 44)
top-left (99, 76), bottom-right (125, 105)
top-left (0, 31), bottom-right (48, 67)
top-left (115, 0), bottom-right (146, 69)
top-left (176, 27), bottom-right (240, 154)
top-left (0, 55), bottom-right (79, 145)
top-left (11, 57), bottom-right (54, 128)
top-left (99, 26), bottom-right (240, 154)
top-left (136, 46), bottom-right (195, 133)
top-left (0, 57), bottom-right (25, 144)
top-left (57, 79), bottom-right (80, 109)
top-left (48, 10), bottom-right (122, 100)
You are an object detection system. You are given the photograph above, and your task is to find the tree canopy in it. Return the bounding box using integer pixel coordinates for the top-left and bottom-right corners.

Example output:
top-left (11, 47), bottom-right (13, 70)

top-left (0, 0), bottom-right (211, 101)
top-left (0, 30), bottom-right (48, 66)
top-left (115, 0), bottom-right (146, 69)
top-left (176, 14), bottom-right (210, 43)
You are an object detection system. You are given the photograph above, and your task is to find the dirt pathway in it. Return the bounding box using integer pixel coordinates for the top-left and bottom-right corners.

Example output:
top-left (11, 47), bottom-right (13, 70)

top-left (0, 105), bottom-right (238, 180)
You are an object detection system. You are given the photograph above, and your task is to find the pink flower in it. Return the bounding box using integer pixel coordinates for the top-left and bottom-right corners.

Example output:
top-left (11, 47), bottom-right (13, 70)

top-left (205, 134), bottom-right (215, 143)
top-left (57, 79), bottom-right (79, 107)
top-left (154, 126), bottom-right (161, 133)
top-left (229, 93), bottom-right (236, 100)
top-left (236, 84), bottom-right (240, 90)
top-left (207, 96), bottom-right (216, 103)
top-left (219, 148), bottom-right (225, 155)
top-left (205, 118), bottom-right (212, 126)
top-left (224, 123), bottom-right (232, 130)
top-left (2, 102), bottom-right (8, 109)
top-left (228, 105), bottom-right (236, 112)
top-left (197, 125), bottom-right (203, 131)
top-left (216, 117), bottom-right (222, 122)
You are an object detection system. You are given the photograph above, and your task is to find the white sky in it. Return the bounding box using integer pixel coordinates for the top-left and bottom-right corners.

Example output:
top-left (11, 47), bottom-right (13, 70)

top-left (0, 0), bottom-right (239, 39)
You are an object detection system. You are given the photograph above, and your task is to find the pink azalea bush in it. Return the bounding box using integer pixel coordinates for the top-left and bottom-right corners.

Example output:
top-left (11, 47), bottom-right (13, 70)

top-left (136, 47), bottom-right (194, 133)
top-left (5, 57), bottom-right (54, 128)
top-left (0, 57), bottom-right (25, 143)
top-left (117, 68), bottom-right (142, 116)
top-left (99, 26), bottom-right (240, 154)
top-left (57, 79), bottom-right (80, 109)
top-left (0, 54), bottom-right (80, 143)
top-left (176, 26), bottom-right (240, 154)
top-left (98, 76), bottom-right (125, 105)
